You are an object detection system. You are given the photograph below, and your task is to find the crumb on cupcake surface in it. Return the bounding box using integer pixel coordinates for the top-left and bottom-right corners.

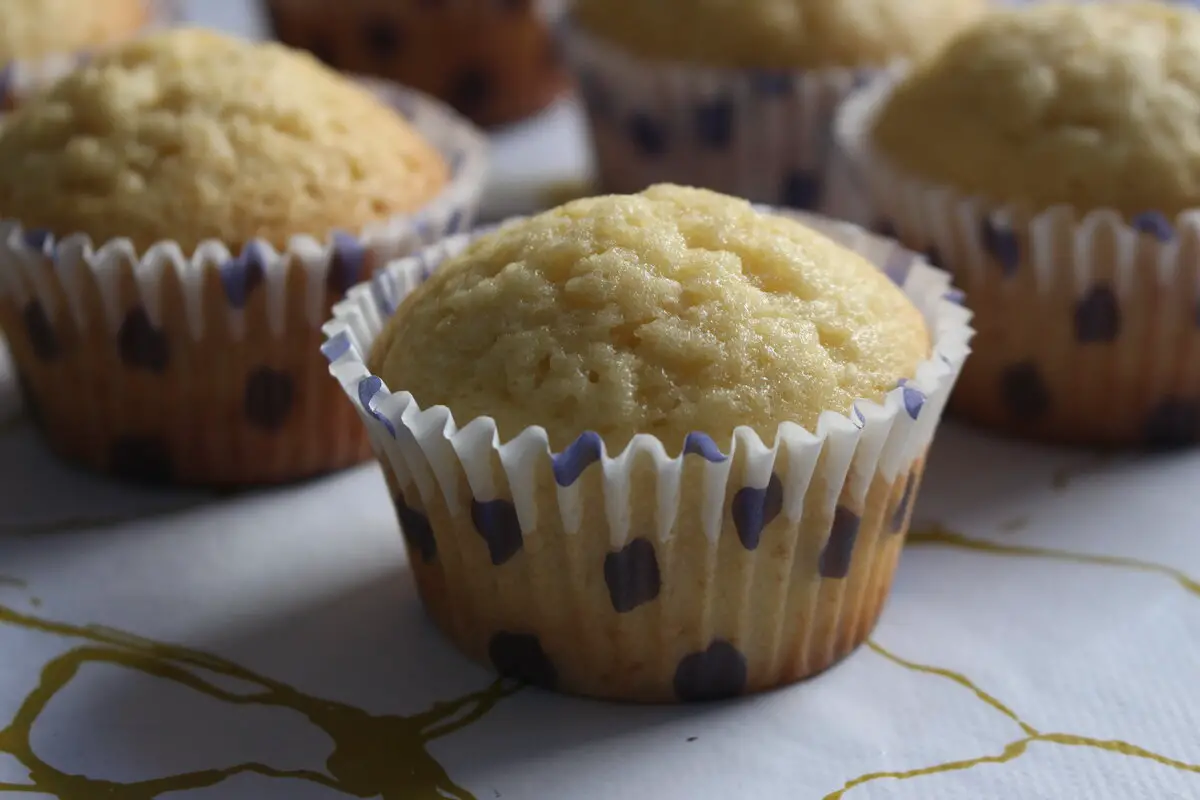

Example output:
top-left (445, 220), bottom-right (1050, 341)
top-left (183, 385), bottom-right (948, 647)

top-left (870, 1), bottom-right (1200, 217)
top-left (572, 0), bottom-right (988, 70)
top-left (369, 184), bottom-right (930, 452)
top-left (0, 0), bottom-right (148, 63)
top-left (0, 27), bottom-right (449, 252)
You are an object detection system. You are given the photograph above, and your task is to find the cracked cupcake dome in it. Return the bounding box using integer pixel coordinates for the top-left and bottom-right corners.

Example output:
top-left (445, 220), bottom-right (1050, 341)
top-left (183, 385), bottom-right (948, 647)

top-left (368, 184), bottom-right (931, 452)
top-left (0, 0), bottom-right (150, 63)
top-left (262, 0), bottom-right (570, 127)
top-left (870, 1), bottom-right (1200, 217)
top-left (0, 27), bottom-right (449, 253)
top-left (571, 0), bottom-right (989, 70)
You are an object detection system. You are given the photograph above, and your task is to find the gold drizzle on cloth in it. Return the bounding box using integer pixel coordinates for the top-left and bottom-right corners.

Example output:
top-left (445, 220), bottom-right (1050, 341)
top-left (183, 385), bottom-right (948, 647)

top-left (0, 592), bottom-right (519, 799)
top-left (823, 525), bottom-right (1200, 798)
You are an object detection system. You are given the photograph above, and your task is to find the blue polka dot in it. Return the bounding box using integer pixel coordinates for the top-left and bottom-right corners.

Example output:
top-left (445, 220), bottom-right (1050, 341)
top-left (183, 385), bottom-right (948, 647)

top-left (819, 506), bottom-right (861, 579)
top-left (371, 270), bottom-right (399, 317)
top-left (852, 405), bottom-right (866, 428)
top-left (445, 208), bottom-right (465, 235)
top-left (328, 231), bottom-right (367, 295)
top-left (682, 432), bottom-right (727, 462)
top-left (694, 99), bottom-right (735, 149)
top-left (627, 113), bottom-right (669, 157)
top-left (780, 170), bottom-right (823, 210)
top-left (980, 217), bottom-right (1020, 276)
top-left (219, 241), bottom-right (269, 309)
top-left (943, 288), bottom-right (965, 305)
top-left (1132, 211), bottom-right (1174, 243)
top-left (471, 498), bottom-right (524, 565)
top-left (321, 331), bottom-right (353, 363)
top-left (552, 431), bottom-right (604, 487)
top-left (357, 375), bottom-right (396, 437)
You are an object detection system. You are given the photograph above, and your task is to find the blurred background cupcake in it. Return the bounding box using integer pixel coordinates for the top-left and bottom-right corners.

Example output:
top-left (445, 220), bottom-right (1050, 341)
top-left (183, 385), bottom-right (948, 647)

top-left (0, 0), bottom-right (182, 109)
top-left (837, 0), bottom-right (1200, 449)
top-left (0, 28), bottom-right (487, 486)
top-left (261, 0), bottom-right (571, 129)
top-left (559, 0), bottom-right (988, 222)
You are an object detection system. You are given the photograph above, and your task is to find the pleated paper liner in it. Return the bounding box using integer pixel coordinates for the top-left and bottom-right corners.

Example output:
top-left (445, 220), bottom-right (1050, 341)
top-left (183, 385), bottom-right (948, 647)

top-left (0, 82), bottom-right (488, 486)
top-left (323, 211), bottom-right (973, 703)
top-left (0, 0), bottom-right (184, 111)
top-left (836, 73), bottom-right (1200, 449)
top-left (558, 18), bottom-right (886, 226)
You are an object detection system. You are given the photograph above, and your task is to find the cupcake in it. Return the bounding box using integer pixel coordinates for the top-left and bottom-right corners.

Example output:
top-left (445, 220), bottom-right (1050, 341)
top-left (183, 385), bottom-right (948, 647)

top-left (262, 0), bottom-right (570, 128)
top-left (837, 1), bottom-right (1200, 448)
top-left (560, 0), bottom-right (988, 222)
top-left (0, 28), bottom-right (487, 486)
top-left (0, 0), bottom-right (181, 110)
top-left (323, 185), bottom-right (971, 702)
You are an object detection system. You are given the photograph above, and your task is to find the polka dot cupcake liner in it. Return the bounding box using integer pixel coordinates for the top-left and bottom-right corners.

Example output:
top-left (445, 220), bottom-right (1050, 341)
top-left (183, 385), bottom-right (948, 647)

top-left (557, 18), bottom-right (890, 226)
top-left (837, 72), bottom-right (1200, 449)
top-left (322, 211), bottom-right (973, 703)
top-left (0, 82), bottom-right (488, 486)
top-left (0, 0), bottom-right (184, 111)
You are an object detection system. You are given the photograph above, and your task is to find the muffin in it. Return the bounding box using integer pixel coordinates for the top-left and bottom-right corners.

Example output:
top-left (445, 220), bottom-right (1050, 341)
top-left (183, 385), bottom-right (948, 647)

top-left (0, 28), bottom-right (487, 486)
top-left (560, 0), bottom-right (988, 223)
top-left (262, 0), bottom-right (570, 128)
top-left (0, 0), bottom-right (181, 110)
top-left (837, 1), bottom-right (1200, 448)
top-left (324, 185), bottom-right (972, 702)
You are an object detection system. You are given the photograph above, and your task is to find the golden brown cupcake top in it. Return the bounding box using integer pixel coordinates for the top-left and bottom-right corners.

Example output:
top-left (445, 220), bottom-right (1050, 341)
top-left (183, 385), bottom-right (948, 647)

top-left (369, 185), bottom-right (930, 452)
top-left (0, 0), bottom-right (149, 63)
top-left (871, 1), bottom-right (1200, 216)
top-left (0, 28), bottom-right (449, 252)
top-left (571, 0), bottom-right (989, 70)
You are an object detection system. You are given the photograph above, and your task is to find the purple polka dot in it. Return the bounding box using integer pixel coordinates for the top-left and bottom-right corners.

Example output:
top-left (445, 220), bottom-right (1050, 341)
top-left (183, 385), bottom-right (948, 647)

top-left (628, 113), bottom-right (669, 157)
top-left (1001, 361), bottom-right (1051, 423)
top-left (780, 170), bottom-right (823, 210)
top-left (395, 493), bottom-right (437, 564)
top-left (327, 232), bottom-right (366, 296)
top-left (244, 367), bottom-right (295, 431)
top-left (1132, 212), bottom-right (1174, 243)
top-left (980, 217), bottom-right (1020, 276)
top-left (22, 300), bottom-right (60, 361)
top-left (604, 537), bottom-right (661, 613)
top-left (1074, 285), bottom-right (1121, 343)
top-left (321, 331), bottom-right (353, 363)
top-left (489, 632), bottom-right (557, 689)
top-left (898, 379), bottom-right (926, 420)
top-left (219, 242), bottom-right (268, 308)
top-left (21, 228), bottom-right (52, 252)
top-left (471, 498), bottom-right (524, 565)
top-left (1144, 398), bottom-right (1200, 451)
top-left (357, 375), bottom-right (396, 437)
top-left (818, 506), bottom-right (861, 579)
top-left (732, 473), bottom-right (784, 551)
top-left (117, 307), bottom-right (169, 373)
top-left (943, 288), bottom-right (966, 305)
top-left (682, 432), bottom-right (727, 462)
top-left (673, 640), bottom-right (747, 702)
top-left (552, 431), bottom-right (603, 487)
top-left (694, 99), bottom-right (734, 149)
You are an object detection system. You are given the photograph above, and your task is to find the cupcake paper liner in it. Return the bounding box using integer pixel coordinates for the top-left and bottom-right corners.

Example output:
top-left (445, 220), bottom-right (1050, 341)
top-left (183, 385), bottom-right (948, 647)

top-left (836, 73), bottom-right (1200, 449)
top-left (0, 0), bottom-right (184, 111)
top-left (558, 18), bottom-right (884, 225)
top-left (0, 82), bottom-right (488, 486)
top-left (322, 211), bottom-right (973, 703)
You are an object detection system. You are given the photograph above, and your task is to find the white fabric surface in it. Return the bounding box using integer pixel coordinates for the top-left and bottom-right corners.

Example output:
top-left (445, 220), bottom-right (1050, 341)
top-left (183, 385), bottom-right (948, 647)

top-left (1, 3), bottom-right (1198, 798)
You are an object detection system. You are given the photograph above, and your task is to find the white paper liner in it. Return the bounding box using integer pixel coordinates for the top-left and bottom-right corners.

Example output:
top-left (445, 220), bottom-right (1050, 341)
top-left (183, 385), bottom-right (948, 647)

top-left (0, 0), bottom-right (184, 110)
top-left (0, 81), bottom-right (488, 342)
top-left (835, 72), bottom-right (1200, 446)
top-left (324, 210), bottom-right (973, 549)
top-left (558, 18), bottom-right (885, 226)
